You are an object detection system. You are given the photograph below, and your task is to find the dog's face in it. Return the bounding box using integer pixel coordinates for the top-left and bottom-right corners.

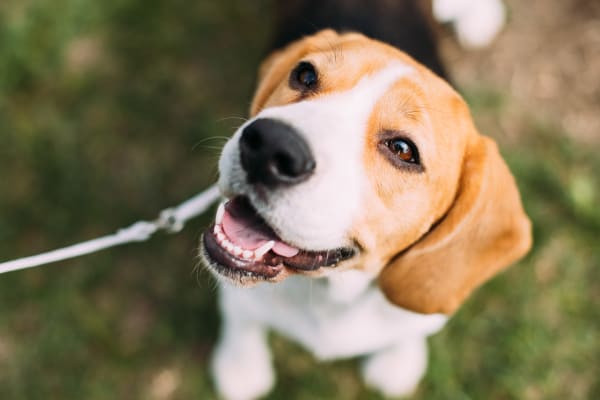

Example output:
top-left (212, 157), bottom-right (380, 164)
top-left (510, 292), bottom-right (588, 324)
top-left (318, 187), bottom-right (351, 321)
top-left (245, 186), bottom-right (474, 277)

top-left (202, 30), bottom-right (531, 314)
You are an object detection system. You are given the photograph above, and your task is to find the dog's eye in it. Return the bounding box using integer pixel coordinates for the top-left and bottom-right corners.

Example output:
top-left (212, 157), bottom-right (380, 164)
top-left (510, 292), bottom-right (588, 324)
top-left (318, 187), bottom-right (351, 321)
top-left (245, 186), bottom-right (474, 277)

top-left (290, 62), bottom-right (318, 91)
top-left (378, 133), bottom-right (424, 172)
top-left (385, 138), bottom-right (419, 164)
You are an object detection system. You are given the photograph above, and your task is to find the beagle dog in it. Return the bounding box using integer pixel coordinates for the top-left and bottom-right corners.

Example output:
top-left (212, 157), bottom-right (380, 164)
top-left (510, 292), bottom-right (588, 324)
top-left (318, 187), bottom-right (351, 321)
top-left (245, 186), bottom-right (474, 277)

top-left (201, 5), bottom-right (529, 400)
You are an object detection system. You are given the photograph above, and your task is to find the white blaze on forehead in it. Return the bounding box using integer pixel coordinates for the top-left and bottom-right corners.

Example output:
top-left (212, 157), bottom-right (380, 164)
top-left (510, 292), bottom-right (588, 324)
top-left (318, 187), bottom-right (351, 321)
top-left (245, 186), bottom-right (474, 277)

top-left (219, 63), bottom-right (414, 250)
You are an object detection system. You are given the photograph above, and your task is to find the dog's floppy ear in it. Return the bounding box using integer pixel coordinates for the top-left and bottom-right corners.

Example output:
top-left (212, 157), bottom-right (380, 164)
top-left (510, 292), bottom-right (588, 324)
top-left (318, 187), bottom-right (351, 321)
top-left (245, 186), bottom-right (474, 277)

top-left (379, 136), bottom-right (532, 315)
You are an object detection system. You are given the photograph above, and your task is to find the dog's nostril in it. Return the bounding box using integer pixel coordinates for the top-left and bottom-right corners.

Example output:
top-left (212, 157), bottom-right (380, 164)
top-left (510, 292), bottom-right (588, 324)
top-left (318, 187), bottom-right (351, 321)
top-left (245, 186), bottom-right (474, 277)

top-left (271, 152), bottom-right (316, 180)
top-left (273, 152), bottom-right (297, 177)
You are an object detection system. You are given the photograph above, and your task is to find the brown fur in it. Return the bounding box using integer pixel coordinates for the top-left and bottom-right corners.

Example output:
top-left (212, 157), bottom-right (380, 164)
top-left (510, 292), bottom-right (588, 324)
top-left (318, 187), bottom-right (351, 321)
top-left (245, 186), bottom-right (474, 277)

top-left (250, 30), bottom-right (532, 315)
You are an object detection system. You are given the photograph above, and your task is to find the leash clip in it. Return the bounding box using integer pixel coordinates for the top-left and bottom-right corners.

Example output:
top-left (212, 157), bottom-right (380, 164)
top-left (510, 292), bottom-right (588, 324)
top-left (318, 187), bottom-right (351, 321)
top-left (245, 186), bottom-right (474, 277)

top-left (156, 208), bottom-right (184, 233)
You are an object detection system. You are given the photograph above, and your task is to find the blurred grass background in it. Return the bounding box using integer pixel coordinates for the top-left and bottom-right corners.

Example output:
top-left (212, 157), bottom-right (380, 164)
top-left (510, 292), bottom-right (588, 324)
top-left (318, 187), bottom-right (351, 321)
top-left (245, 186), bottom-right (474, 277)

top-left (0, 0), bottom-right (598, 399)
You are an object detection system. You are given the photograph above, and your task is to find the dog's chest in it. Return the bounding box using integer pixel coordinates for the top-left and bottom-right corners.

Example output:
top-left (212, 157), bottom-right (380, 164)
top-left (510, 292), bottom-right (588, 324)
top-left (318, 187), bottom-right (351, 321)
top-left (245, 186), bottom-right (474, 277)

top-left (219, 271), bottom-right (447, 360)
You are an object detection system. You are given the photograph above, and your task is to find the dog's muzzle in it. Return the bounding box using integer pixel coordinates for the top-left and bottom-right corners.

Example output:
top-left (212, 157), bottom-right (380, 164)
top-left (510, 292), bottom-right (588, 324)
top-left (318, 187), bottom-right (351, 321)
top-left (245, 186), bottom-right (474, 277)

top-left (201, 118), bottom-right (357, 282)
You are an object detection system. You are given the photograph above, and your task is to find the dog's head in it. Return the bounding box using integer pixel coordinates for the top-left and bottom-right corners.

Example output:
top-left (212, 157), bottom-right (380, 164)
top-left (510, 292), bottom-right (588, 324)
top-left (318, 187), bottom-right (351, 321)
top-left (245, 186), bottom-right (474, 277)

top-left (201, 30), bottom-right (531, 314)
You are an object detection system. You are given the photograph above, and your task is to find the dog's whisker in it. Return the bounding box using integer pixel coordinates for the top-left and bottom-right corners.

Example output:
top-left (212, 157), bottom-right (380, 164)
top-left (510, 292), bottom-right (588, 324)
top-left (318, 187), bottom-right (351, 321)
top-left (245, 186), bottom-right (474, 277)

top-left (217, 116), bottom-right (249, 123)
top-left (196, 145), bottom-right (227, 151)
top-left (191, 136), bottom-right (230, 152)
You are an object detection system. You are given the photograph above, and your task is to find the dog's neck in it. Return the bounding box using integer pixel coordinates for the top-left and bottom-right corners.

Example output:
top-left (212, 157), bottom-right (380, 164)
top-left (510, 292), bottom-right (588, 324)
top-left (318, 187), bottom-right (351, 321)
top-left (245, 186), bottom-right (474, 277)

top-left (326, 269), bottom-right (376, 304)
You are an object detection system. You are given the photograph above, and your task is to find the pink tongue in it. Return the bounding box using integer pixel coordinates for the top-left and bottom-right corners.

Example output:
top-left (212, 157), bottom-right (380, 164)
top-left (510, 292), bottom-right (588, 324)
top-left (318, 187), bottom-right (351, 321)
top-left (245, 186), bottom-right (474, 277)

top-left (221, 199), bottom-right (299, 258)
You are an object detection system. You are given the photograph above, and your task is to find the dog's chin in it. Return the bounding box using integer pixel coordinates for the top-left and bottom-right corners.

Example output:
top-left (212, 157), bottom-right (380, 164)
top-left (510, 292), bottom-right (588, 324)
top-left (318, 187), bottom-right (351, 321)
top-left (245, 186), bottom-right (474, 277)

top-left (200, 195), bottom-right (356, 285)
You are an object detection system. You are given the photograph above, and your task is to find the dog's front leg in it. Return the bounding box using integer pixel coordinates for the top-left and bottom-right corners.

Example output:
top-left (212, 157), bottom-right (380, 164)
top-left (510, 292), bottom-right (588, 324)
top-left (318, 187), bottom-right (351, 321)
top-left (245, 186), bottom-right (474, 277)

top-left (211, 295), bottom-right (274, 400)
top-left (361, 336), bottom-right (429, 398)
top-left (211, 316), bottom-right (274, 400)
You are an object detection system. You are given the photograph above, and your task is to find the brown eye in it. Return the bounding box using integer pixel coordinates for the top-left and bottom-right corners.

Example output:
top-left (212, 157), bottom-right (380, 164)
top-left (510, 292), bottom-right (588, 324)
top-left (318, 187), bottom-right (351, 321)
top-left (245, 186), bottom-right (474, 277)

top-left (290, 61), bottom-right (318, 91)
top-left (378, 131), bottom-right (423, 172)
top-left (386, 138), bottom-right (419, 164)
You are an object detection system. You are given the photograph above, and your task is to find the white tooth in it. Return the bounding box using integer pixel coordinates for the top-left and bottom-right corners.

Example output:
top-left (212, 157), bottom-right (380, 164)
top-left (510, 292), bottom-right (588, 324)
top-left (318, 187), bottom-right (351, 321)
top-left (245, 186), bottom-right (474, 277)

top-left (215, 202), bottom-right (225, 225)
top-left (254, 241), bottom-right (275, 259)
top-left (217, 233), bottom-right (226, 242)
top-left (214, 224), bottom-right (222, 234)
top-left (242, 250), bottom-right (254, 259)
top-left (233, 246), bottom-right (243, 256)
top-left (225, 243), bottom-right (234, 252)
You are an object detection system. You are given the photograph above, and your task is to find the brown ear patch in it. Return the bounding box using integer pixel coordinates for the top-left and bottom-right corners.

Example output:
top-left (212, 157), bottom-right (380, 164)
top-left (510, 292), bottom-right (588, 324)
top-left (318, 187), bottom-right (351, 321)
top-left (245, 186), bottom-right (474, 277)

top-left (378, 136), bottom-right (532, 315)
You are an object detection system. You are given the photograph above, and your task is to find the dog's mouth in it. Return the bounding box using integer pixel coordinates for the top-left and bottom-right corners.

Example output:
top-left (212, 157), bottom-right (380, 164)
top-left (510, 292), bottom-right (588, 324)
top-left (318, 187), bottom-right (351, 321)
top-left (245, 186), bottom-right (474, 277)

top-left (201, 196), bottom-right (356, 281)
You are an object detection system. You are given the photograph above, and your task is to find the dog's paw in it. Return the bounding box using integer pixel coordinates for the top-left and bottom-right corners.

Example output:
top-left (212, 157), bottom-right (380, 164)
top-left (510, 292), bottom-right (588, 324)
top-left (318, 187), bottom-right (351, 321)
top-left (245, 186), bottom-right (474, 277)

top-left (361, 338), bottom-right (428, 398)
top-left (211, 330), bottom-right (274, 400)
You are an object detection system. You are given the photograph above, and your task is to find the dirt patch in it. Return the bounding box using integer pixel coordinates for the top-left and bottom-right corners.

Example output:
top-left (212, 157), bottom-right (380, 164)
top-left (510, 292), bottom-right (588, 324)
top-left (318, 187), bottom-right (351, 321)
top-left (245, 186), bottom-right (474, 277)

top-left (441, 0), bottom-right (600, 143)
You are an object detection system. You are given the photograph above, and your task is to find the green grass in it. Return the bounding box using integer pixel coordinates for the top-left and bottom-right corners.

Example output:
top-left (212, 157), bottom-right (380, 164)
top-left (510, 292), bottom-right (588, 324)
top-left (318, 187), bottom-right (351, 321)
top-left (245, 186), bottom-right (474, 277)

top-left (0, 1), bottom-right (598, 399)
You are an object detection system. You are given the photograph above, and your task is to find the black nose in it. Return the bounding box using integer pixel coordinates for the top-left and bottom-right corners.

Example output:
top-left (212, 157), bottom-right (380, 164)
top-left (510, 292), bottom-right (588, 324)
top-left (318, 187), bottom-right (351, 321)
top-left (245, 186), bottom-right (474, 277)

top-left (239, 118), bottom-right (316, 186)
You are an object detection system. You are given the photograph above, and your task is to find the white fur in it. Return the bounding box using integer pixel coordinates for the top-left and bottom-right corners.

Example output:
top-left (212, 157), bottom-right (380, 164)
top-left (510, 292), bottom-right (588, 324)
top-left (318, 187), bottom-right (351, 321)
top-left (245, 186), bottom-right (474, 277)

top-left (211, 317), bottom-right (274, 400)
top-left (213, 274), bottom-right (447, 399)
top-left (362, 336), bottom-right (429, 397)
top-left (327, 269), bottom-right (376, 304)
top-left (433, 0), bottom-right (506, 48)
top-left (218, 64), bottom-right (413, 251)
